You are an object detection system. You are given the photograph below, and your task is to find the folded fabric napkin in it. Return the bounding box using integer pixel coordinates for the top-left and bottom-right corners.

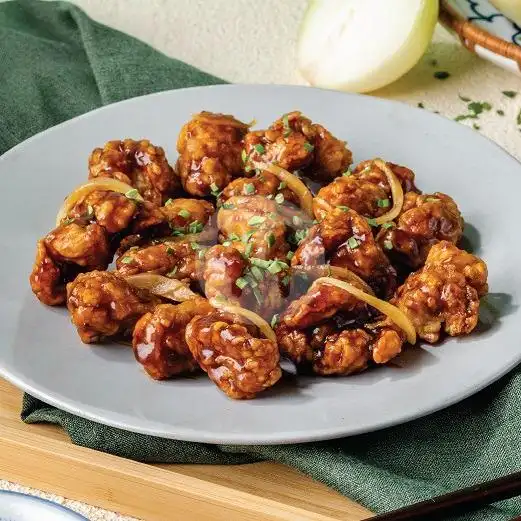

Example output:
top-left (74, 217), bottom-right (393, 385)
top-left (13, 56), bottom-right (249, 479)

top-left (1, 1), bottom-right (520, 519)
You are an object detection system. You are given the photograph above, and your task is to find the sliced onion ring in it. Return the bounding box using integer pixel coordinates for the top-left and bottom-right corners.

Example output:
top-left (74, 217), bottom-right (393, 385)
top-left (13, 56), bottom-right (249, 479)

top-left (291, 265), bottom-right (374, 295)
top-left (373, 159), bottom-right (404, 225)
top-left (125, 274), bottom-right (198, 302)
top-left (313, 277), bottom-right (416, 345)
top-left (56, 178), bottom-right (139, 226)
top-left (209, 297), bottom-right (277, 342)
top-left (258, 163), bottom-right (314, 217)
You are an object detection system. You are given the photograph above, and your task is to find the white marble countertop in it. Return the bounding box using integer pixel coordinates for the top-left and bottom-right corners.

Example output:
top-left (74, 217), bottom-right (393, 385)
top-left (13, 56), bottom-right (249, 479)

top-left (2, 1), bottom-right (521, 519)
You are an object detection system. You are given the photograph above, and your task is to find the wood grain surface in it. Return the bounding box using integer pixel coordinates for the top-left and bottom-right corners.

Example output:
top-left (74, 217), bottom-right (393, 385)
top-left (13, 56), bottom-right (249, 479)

top-left (0, 378), bottom-right (372, 521)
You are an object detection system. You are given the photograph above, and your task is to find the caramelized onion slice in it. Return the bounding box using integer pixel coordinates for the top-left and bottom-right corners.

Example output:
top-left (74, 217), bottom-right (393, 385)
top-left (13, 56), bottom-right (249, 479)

top-left (313, 277), bottom-right (416, 344)
top-left (291, 265), bottom-right (374, 295)
top-left (373, 159), bottom-right (404, 225)
top-left (125, 274), bottom-right (198, 302)
top-left (209, 297), bottom-right (277, 342)
top-left (56, 178), bottom-right (140, 226)
top-left (260, 163), bottom-right (314, 217)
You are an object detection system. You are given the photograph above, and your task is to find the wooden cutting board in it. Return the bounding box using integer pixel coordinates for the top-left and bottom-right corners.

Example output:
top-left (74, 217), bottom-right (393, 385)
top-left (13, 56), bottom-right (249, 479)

top-left (0, 378), bottom-right (372, 521)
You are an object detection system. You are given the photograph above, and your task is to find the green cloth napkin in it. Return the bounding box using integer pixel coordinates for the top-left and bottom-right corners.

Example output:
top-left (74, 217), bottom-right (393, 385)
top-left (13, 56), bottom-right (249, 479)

top-left (1, 1), bottom-right (520, 519)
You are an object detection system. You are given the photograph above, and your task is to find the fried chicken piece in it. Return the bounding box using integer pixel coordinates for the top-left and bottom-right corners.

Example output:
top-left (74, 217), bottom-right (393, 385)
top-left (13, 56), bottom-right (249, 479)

top-left (314, 160), bottom-right (418, 221)
top-left (202, 245), bottom-right (284, 319)
top-left (293, 207), bottom-right (396, 297)
top-left (377, 192), bottom-right (464, 268)
top-left (176, 112), bottom-right (248, 197)
top-left (30, 221), bottom-right (111, 306)
top-left (391, 241), bottom-right (488, 343)
top-left (89, 139), bottom-right (178, 205)
top-left (217, 195), bottom-right (289, 260)
top-left (67, 271), bottom-right (159, 343)
top-left (161, 198), bottom-right (215, 233)
top-left (244, 111), bottom-right (352, 180)
top-left (133, 299), bottom-right (213, 379)
top-left (219, 171), bottom-right (298, 205)
top-left (116, 240), bottom-right (198, 280)
top-left (186, 312), bottom-right (282, 399)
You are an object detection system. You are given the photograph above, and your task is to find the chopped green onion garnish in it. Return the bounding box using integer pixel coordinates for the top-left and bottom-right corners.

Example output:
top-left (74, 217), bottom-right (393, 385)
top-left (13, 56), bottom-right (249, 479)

top-left (275, 193), bottom-right (284, 204)
top-left (125, 189), bottom-right (144, 202)
top-left (342, 171), bottom-right (352, 177)
top-left (244, 242), bottom-right (253, 257)
top-left (266, 232), bottom-right (275, 248)
top-left (242, 231), bottom-right (254, 243)
top-left (188, 221), bottom-right (203, 234)
top-left (286, 251), bottom-right (294, 261)
top-left (248, 216), bottom-right (266, 226)
top-left (271, 314), bottom-right (279, 328)
top-left (222, 202), bottom-right (235, 209)
top-left (252, 287), bottom-right (263, 305)
top-left (166, 266), bottom-right (178, 277)
top-left (166, 246), bottom-right (174, 255)
top-left (292, 215), bottom-right (303, 226)
top-left (278, 181), bottom-right (287, 190)
top-left (86, 205), bottom-right (94, 217)
top-left (120, 256), bottom-right (133, 264)
top-left (366, 218), bottom-right (378, 227)
top-left (282, 114), bottom-right (291, 137)
top-left (244, 183), bottom-right (255, 194)
top-left (382, 222), bottom-right (394, 229)
top-left (250, 257), bottom-right (271, 269)
top-left (236, 277), bottom-right (249, 290)
top-left (294, 229), bottom-right (308, 244)
top-left (254, 143), bottom-right (266, 155)
top-left (336, 205), bottom-right (350, 212)
top-left (198, 249), bottom-right (206, 260)
top-left (241, 149), bottom-right (248, 163)
top-left (377, 198), bottom-right (390, 208)
top-left (251, 266), bottom-right (264, 281)
top-left (303, 142), bottom-right (314, 152)
top-left (178, 209), bottom-right (191, 219)
top-left (229, 233), bottom-right (241, 241)
top-left (347, 237), bottom-right (360, 249)
top-left (282, 275), bottom-right (290, 286)
top-left (165, 198), bottom-right (174, 206)
top-left (222, 241), bottom-right (232, 247)
top-left (190, 242), bottom-right (200, 250)
top-left (383, 240), bottom-right (393, 250)
top-left (503, 90), bottom-right (517, 98)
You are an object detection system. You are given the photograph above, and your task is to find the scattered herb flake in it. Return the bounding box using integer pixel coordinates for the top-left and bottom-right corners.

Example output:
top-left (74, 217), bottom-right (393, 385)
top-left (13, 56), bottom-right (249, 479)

top-left (222, 241), bottom-right (232, 247)
top-left (236, 277), bottom-right (249, 290)
top-left (342, 171), bottom-right (352, 177)
top-left (336, 205), bottom-right (350, 212)
top-left (517, 108), bottom-right (521, 126)
top-left (286, 251), bottom-right (294, 261)
top-left (190, 242), bottom-right (200, 251)
top-left (166, 246), bottom-right (174, 255)
top-left (120, 256), bottom-right (133, 264)
top-left (366, 217), bottom-right (378, 227)
top-left (198, 249), bottom-right (206, 260)
top-left (473, 123), bottom-right (480, 130)
top-left (244, 242), bottom-right (253, 258)
top-left (188, 221), bottom-right (203, 234)
top-left (210, 182), bottom-right (219, 194)
top-left (222, 202), bottom-right (235, 209)
top-left (254, 143), bottom-right (266, 155)
top-left (241, 149), bottom-right (248, 163)
top-left (229, 233), bottom-right (241, 241)
top-left (178, 209), bottom-right (191, 219)
top-left (458, 94), bottom-right (471, 102)
top-left (383, 240), bottom-right (393, 250)
top-left (251, 266), bottom-right (264, 281)
top-left (242, 231), bottom-right (255, 243)
top-left (282, 114), bottom-right (291, 137)
top-left (275, 193), bottom-right (284, 204)
top-left (248, 215), bottom-right (266, 226)
top-left (271, 314), bottom-right (279, 328)
top-left (377, 198), bottom-right (390, 208)
top-left (303, 142), bottom-right (314, 152)
top-left (497, 109), bottom-right (505, 116)
top-left (250, 258), bottom-right (272, 269)
top-left (468, 101), bottom-right (491, 115)
top-left (278, 181), bottom-right (287, 190)
top-left (434, 71), bottom-right (450, 80)
top-left (244, 183), bottom-right (255, 195)
top-left (347, 237), bottom-right (360, 250)
top-left (252, 287), bottom-right (263, 305)
top-left (294, 229), bottom-right (308, 244)
top-left (166, 266), bottom-right (178, 277)
top-left (503, 90), bottom-right (517, 98)
top-left (165, 198), bottom-right (174, 206)
top-left (382, 222), bottom-right (394, 229)
top-left (125, 189), bottom-right (144, 202)
top-left (266, 232), bottom-right (275, 248)
top-left (282, 275), bottom-right (291, 286)
top-left (292, 215), bottom-right (303, 227)
top-left (417, 102), bottom-right (425, 109)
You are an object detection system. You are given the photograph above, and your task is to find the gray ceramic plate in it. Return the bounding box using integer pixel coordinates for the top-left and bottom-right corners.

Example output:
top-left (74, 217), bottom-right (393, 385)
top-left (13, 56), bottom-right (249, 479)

top-left (0, 85), bottom-right (519, 444)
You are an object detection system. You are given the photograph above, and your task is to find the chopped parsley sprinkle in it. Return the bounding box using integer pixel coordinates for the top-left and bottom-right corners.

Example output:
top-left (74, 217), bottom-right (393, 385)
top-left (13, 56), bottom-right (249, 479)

top-left (242, 231), bottom-right (255, 243)
top-left (266, 232), bottom-right (276, 248)
top-left (336, 205), bottom-right (350, 212)
top-left (377, 198), bottom-right (390, 208)
top-left (286, 251), bottom-right (294, 261)
top-left (417, 102), bottom-right (425, 109)
top-left (244, 183), bottom-right (255, 194)
top-left (222, 241), bottom-right (232, 247)
top-left (250, 257), bottom-right (272, 269)
top-left (366, 217), bottom-right (378, 227)
top-left (244, 242), bottom-right (253, 257)
top-left (275, 193), bottom-right (284, 204)
top-left (166, 266), bottom-right (178, 277)
top-left (503, 90), bottom-right (517, 98)
top-left (190, 242), bottom-right (201, 251)
top-left (294, 229), bottom-right (308, 244)
top-left (342, 171), bottom-right (352, 177)
top-left (497, 109), bottom-right (505, 116)
top-left (282, 275), bottom-right (291, 286)
top-left (178, 209), bottom-right (191, 219)
top-left (267, 260), bottom-right (289, 274)
top-left (166, 246), bottom-right (174, 255)
top-left (458, 94), bottom-right (471, 102)
top-left (271, 314), bottom-right (279, 328)
top-left (165, 198), bottom-right (174, 206)
top-left (254, 143), bottom-right (266, 155)
top-left (252, 287), bottom-right (263, 305)
top-left (278, 181), bottom-right (287, 190)
top-left (222, 202), bottom-right (235, 209)
top-left (125, 189), bottom-right (144, 202)
top-left (347, 237), bottom-right (360, 250)
top-left (229, 233), bottom-right (241, 241)
top-left (251, 266), bottom-right (264, 281)
top-left (188, 221), bottom-right (203, 234)
top-left (383, 240), bottom-right (393, 250)
top-left (236, 277), bottom-right (249, 290)
top-left (248, 215), bottom-right (266, 226)
top-left (292, 215), bottom-right (303, 227)
top-left (120, 256), bottom-right (133, 264)
top-left (210, 183), bottom-right (219, 195)
top-left (468, 101), bottom-right (491, 114)
top-left (434, 71), bottom-right (450, 80)
top-left (303, 142), bottom-right (314, 152)
top-left (382, 222), bottom-right (394, 229)
top-left (241, 149), bottom-right (248, 163)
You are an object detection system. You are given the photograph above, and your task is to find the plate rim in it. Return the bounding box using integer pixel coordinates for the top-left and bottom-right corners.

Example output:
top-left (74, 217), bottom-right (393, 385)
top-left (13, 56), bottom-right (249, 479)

top-left (1, 83), bottom-right (520, 445)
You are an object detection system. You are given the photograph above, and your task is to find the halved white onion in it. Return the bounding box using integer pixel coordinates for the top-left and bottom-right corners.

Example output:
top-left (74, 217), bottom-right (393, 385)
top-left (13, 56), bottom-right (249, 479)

top-left (313, 277), bottom-right (417, 344)
top-left (297, 0), bottom-right (439, 93)
top-left (125, 274), bottom-right (198, 302)
top-left (56, 178), bottom-right (140, 226)
top-left (209, 297), bottom-right (277, 342)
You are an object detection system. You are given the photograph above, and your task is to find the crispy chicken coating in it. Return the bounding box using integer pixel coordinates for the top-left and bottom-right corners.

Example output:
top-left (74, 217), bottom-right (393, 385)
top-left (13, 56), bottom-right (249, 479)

top-left (377, 192), bottom-right (464, 268)
top-left (176, 112), bottom-right (248, 197)
top-left (116, 240), bottom-right (198, 280)
top-left (186, 312), bottom-right (282, 399)
top-left (30, 221), bottom-right (111, 306)
top-left (202, 245), bottom-right (284, 319)
top-left (244, 111), bottom-right (352, 180)
top-left (67, 271), bottom-right (159, 343)
top-left (89, 139), bottom-right (178, 205)
top-left (314, 160), bottom-right (419, 221)
top-left (293, 207), bottom-right (396, 297)
top-left (391, 241), bottom-right (488, 343)
top-left (217, 195), bottom-right (289, 260)
top-left (133, 299), bottom-right (213, 379)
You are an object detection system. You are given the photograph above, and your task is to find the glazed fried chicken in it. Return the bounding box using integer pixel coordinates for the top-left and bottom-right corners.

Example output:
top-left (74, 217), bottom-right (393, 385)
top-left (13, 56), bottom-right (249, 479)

top-left (176, 112), bottom-right (249, 197)
top-left (391, 241), bottom-right (488, 343)
top-left (244, 111), bottom-right (352, 180)
top-left (217, 195), bottom-right (289, 260)
top-left (133, 299), bottom-right (214, 379)
top-left (67, 271), bottom-right (159, 343)
top-left (30, 221), bottom-right (111, 306)
top-left (314, 160), bottom-right (418, 221)
top-left (292, 207), bottom-right (396, 297)
top-left (89, 139), bottom-right (178, 205)
top-left (161, 198), bottom-right (215, 233)
top-left (185, 311), bottom-right (282, 399)
top-left (377, 192), bottom-right (464, 268)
